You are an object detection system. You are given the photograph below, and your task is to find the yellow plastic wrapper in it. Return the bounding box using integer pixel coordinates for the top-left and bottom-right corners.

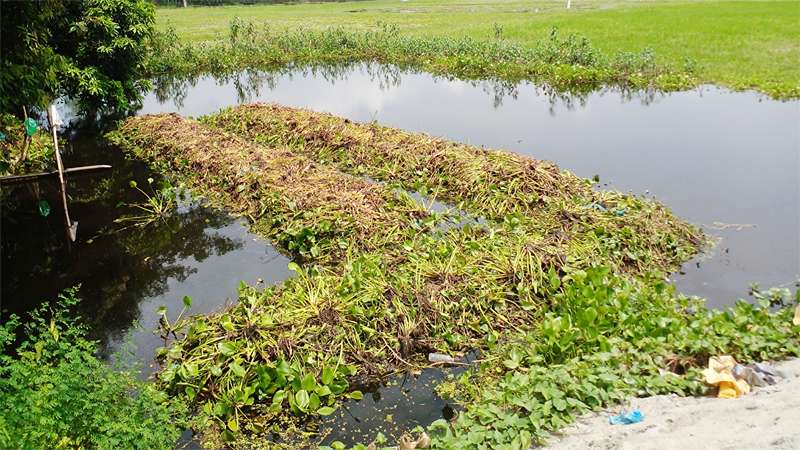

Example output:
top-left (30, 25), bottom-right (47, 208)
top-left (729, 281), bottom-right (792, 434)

top-left (702, 355), bottom-right (750, 398)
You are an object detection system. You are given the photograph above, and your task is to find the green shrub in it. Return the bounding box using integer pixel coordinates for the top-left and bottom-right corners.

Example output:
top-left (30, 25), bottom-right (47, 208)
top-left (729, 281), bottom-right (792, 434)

top-left (0, 288), bottom-right (185, 449)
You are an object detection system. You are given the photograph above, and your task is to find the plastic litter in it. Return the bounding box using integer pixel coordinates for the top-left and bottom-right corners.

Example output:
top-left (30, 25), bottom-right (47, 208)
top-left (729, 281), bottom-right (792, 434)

top-left (609, 410), bottom-right (644, 425)
top-left (793, 304), bottom-right (800, 326)
top-left (23, 117), bottom-right (37, 136)
top-left (702, 355), bottom-right (750, 398)
top-left (428, 353), bottom-right (454, 364)
top-left (398, 431), bottom-right (430, 450)
top-left (587, 203), bottom-right (608, 212)
top-left (0, 131), bottom-right (6, 141)
top-left (38, 199), bottom-right (51, 217)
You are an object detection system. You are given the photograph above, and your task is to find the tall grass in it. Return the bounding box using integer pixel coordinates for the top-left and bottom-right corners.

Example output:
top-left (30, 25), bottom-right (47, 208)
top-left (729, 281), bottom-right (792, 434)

top-left (146, 21), bottom-right (697, 96)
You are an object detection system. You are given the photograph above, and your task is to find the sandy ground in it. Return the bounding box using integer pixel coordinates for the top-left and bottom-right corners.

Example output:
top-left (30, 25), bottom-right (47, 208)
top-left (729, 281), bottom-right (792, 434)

top-left (545, 359), bottom-right (800, 450)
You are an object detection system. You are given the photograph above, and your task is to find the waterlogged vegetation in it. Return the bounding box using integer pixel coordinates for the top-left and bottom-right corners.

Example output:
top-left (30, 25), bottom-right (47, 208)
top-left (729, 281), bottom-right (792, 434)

top-left (2, 1), bottom-right (798, 447)
top-left (156, 0), bottom-right (800, 99)
top-left (0, 289), bottom-right (185, 449)
top-left (102, 107), bottom-right (749, 446)
top-left (428, 272), bottom-right (800, 448)
top-left (148, 21), bottom-right (697, 96)
top-left (114, 178), bottom-right (181, 228)
top-left (107, 114), bottom-right (430, 264)
top-left (206, 103), bottom-right (703, 273)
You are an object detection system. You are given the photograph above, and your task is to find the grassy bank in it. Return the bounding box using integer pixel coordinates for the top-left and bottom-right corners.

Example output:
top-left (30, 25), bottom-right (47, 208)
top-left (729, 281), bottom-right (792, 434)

top-left (147, 23), bottom-right (694, 95)
top-left (156, 0), bottom-right (800, 98)
top-left (108, 109), bottom-right (712, 446)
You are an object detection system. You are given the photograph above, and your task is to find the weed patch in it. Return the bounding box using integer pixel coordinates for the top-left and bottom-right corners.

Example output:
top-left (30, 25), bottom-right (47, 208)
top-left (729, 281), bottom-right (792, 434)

top-left (0, 288), bottom-right (185, 449)
top-left (206, 103), bottom-right (704, 274)
top-left (107, 114), bottom-right (428, 264)
top-left (146, 22), bottom-right (698, 96)
top-left (107, 109), bottom-right (713, 446)
top-left (425, 271), bottom-right (800, 448)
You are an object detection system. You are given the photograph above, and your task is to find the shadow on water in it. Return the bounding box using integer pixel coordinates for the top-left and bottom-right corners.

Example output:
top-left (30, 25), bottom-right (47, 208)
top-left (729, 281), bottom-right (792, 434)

top-left (0, 127), bottom-right (292, 373)
top-left (2, 62), bottom-right (798, 446)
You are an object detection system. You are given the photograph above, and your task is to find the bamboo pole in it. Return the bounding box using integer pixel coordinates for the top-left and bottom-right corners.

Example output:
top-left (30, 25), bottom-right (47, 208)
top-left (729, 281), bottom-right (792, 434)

top-left (0, 165), bottom-right (112, 186)
top-left (47, 105), bottom-right (77, 241)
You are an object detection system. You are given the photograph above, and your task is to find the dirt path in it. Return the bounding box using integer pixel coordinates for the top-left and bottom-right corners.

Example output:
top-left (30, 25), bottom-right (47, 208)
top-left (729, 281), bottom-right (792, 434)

top-left (546, 358), bottom-right (800, 450)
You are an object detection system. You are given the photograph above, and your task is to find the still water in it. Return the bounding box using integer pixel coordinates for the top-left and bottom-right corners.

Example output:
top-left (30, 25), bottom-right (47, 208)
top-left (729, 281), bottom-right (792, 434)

top-left (143, 64), bottom-right (800, 307)
top-left (2, 63), bottom-right (798, 445)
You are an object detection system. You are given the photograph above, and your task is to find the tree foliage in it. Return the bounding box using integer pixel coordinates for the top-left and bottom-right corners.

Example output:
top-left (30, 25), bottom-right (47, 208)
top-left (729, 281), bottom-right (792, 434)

top-left (0, 0), bottom-right (155, 115)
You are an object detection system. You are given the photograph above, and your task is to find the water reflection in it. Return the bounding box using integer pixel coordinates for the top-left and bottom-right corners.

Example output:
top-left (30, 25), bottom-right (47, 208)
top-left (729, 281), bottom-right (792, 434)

top-left (141, 63), bottom-right (799, 307)
top-left (0, 128), bottom-right (292, 370)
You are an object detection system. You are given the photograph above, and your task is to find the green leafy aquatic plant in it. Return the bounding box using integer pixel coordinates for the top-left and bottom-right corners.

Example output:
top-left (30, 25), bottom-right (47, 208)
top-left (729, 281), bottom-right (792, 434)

top-left (114, 177), bottom-right (180, 228)
top-left (205, 103), bottom-right (704, 275)
top-left (107, 109), bottom-right (712, 447)
top-left (106, 113), bottom-right (430, 265)
top-left (0, 288), bottom-right (185, 449)
top-left (425, 271), bottom-right (800, 448)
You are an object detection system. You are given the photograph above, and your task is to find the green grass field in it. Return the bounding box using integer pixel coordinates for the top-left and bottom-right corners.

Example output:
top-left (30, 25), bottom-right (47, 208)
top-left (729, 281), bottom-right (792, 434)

top-left (157, 0), bottom-right (799, 96)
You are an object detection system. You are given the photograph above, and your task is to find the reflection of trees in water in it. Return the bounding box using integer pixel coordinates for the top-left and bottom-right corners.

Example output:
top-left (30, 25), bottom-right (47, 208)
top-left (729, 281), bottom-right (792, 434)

top-left (151, 62), bottom-right (406, 107)
top-left (150, 62), bottom-right (664, 115)
top-left (1, 128), bottom-right (243, 352)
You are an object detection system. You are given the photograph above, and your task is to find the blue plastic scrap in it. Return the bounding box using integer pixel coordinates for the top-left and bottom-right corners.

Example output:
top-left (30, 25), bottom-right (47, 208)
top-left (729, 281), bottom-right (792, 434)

top-left (609, 410), bottom-right (644, 425)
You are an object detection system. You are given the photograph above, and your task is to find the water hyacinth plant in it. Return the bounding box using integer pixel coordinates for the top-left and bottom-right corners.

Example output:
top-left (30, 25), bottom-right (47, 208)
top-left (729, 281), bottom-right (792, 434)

top-left (105, 107), bottom-right (717, 446)
top-left (106, 113), bottom-right (430, 265)
top-left (205, 103), bottom-right (704, 274)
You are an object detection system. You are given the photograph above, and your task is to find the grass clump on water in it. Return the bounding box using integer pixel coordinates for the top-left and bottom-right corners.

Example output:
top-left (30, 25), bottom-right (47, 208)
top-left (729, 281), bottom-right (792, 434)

top-left (108, 109), bottom-right (708, 447)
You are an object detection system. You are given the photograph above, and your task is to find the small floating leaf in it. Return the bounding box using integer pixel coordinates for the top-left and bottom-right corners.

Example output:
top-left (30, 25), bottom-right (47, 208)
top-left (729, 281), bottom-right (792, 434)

top-left (317, 406), bottom-right (335, 416)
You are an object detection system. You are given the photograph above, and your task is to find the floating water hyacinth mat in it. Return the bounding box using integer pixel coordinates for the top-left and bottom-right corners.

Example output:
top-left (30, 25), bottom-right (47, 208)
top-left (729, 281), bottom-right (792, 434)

top-left (206, 103), bottom-right (704, 274)
top-left (107, 110), bottom-right (708, 446)
top-left (107, 113), bottom-right (429, 265)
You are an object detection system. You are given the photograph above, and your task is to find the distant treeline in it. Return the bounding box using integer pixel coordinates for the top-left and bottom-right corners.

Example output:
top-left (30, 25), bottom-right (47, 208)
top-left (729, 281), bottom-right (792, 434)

top-left (153, 0), bottom-right (356, 6)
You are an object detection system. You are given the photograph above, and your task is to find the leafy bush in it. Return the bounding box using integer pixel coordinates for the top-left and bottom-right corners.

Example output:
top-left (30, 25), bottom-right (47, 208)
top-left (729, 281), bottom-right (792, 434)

top-left (0, 288), bottom-right (185, 449)
top-left (0, 113), bottom-right (54, 176)
top-left (0, 0), bottom-right (156, 114)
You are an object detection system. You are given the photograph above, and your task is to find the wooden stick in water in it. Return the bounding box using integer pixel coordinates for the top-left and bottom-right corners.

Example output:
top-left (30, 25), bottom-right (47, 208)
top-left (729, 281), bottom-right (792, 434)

top-left (47, 105), bottom-right (77, 242)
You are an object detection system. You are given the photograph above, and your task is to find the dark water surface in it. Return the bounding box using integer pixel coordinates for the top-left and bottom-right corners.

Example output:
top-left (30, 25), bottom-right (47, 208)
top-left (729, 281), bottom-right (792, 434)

top-left (2, 64), bottom-right (798, 445)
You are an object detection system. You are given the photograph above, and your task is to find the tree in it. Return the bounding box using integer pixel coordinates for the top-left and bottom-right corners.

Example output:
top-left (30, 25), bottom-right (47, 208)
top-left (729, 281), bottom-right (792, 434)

top-left (0, 0), bottom-right (156, 116)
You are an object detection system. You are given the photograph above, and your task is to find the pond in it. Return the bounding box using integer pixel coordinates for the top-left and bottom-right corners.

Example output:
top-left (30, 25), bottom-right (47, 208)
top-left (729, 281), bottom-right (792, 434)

top-left (2, 63), bottom-right (798, 445)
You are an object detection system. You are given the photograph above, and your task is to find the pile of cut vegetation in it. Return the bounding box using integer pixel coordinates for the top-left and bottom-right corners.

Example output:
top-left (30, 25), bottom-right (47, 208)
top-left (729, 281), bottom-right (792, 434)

top-left (206, 103), bottom-right (703, 273)
top-left (107, 108), bottom-right (714, 447)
